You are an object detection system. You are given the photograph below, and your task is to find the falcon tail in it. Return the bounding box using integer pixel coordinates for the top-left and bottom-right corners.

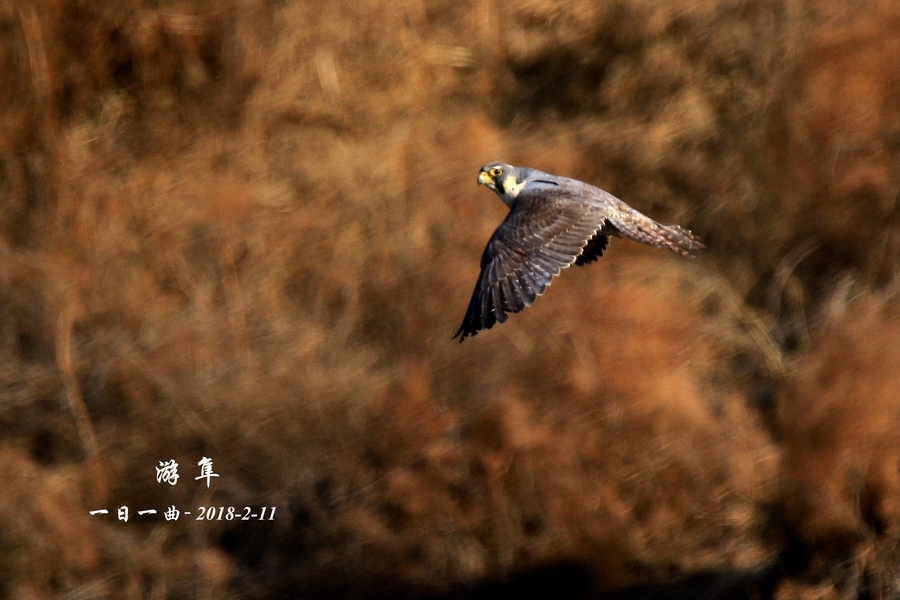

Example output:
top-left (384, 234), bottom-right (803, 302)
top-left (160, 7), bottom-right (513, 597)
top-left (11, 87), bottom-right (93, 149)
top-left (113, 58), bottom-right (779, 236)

top-left (608, 212), bottom-right (704, 257)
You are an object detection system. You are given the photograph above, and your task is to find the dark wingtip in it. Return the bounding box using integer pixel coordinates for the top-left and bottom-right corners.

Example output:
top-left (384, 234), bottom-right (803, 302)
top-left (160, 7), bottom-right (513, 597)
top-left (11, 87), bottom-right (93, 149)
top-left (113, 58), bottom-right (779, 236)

top-left (453, 324), bottom-right (473, 343)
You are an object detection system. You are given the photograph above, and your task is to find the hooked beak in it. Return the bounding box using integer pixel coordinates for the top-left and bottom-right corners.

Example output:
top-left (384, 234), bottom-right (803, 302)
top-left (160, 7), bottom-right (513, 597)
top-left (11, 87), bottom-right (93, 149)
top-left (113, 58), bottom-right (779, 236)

top-left (478, 171), bottom-right (492, 186)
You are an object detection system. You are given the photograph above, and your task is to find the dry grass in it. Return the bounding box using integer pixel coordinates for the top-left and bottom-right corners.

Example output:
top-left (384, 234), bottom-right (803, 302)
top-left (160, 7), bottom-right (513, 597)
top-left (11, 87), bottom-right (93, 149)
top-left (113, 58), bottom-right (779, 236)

top-left (777, 283), bottom-right (900, 599)
top-left (1, 0), bottom-right (900, 598)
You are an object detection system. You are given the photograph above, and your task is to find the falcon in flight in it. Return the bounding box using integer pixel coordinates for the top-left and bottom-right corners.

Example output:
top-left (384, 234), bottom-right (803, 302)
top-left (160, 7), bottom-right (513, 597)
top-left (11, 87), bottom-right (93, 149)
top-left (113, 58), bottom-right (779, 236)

top-left (454, 162), bottom-right (704, 341)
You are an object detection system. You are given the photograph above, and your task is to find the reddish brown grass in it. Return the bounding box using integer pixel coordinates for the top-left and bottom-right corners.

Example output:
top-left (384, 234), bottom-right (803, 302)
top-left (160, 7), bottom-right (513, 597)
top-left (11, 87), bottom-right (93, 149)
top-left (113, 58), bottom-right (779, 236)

top-left (1, 0), bottom-right (900, 598)
top-left (777, 285), bottom-right (900, 598)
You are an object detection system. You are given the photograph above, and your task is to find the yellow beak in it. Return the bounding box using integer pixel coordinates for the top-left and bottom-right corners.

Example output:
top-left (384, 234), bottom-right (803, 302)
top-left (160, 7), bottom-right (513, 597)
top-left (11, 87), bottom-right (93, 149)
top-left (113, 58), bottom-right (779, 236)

top-left (478, 171), bottom-right (492, 186)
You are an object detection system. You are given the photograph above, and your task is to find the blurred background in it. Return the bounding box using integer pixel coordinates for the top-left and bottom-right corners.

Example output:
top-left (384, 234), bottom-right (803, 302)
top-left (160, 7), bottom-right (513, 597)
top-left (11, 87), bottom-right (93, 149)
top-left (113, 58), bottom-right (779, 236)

top-left (1, 0), bottom-right (900, 598)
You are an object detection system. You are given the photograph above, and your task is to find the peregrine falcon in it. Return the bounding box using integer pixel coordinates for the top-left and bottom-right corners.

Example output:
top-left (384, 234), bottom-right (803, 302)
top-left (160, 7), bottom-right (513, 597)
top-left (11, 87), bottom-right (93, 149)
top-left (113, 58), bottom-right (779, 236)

top-left (454, 162), bottom-right (704, 341)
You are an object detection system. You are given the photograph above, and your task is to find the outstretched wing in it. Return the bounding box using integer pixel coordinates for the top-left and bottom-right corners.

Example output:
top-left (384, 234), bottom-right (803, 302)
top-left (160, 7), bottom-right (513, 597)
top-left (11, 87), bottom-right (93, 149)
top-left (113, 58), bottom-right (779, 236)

top-left (454, 183), bottom-right (613, 341)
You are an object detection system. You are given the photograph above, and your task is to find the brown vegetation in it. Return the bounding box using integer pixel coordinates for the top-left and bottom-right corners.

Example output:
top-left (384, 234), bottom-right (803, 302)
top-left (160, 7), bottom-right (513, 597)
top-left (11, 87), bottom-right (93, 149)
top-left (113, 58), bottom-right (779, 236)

top-left (1, 0), bottom-right (899, 598)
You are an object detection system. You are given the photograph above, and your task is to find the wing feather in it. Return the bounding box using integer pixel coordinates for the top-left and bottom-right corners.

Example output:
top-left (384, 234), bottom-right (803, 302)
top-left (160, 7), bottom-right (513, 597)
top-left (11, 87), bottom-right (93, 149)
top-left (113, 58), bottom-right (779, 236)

top-left (454, 183), bottom-right (613, 341)
top-left (515, 271), bottom-right (537, 306)
top-left (498, 277), bottom-right (516, 312)
top-left (574, 232), bottom-right (609, 266)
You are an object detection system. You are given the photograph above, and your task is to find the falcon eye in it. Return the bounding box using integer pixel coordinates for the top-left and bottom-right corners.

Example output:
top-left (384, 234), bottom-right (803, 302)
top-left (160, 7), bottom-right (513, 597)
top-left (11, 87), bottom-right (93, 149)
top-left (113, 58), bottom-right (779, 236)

top-left (490, 167), bottom-right (502, 177)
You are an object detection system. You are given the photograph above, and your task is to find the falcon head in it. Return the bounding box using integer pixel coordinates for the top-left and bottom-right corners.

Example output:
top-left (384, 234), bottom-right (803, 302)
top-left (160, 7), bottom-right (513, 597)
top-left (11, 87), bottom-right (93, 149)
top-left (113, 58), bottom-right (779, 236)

top-left (478, 162), bottom-right (528, 208)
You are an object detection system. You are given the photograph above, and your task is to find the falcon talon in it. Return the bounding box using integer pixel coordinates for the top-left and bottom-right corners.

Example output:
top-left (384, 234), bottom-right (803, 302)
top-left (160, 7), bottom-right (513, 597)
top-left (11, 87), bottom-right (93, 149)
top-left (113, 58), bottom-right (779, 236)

top-left (454, 162), bottom-right (704, 342)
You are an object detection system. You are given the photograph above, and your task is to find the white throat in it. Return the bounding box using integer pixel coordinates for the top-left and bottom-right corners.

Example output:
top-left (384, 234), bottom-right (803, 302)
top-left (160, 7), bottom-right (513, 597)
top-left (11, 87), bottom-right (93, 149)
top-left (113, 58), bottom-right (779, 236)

top-left (501, 175), bottom-right (527, 204)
